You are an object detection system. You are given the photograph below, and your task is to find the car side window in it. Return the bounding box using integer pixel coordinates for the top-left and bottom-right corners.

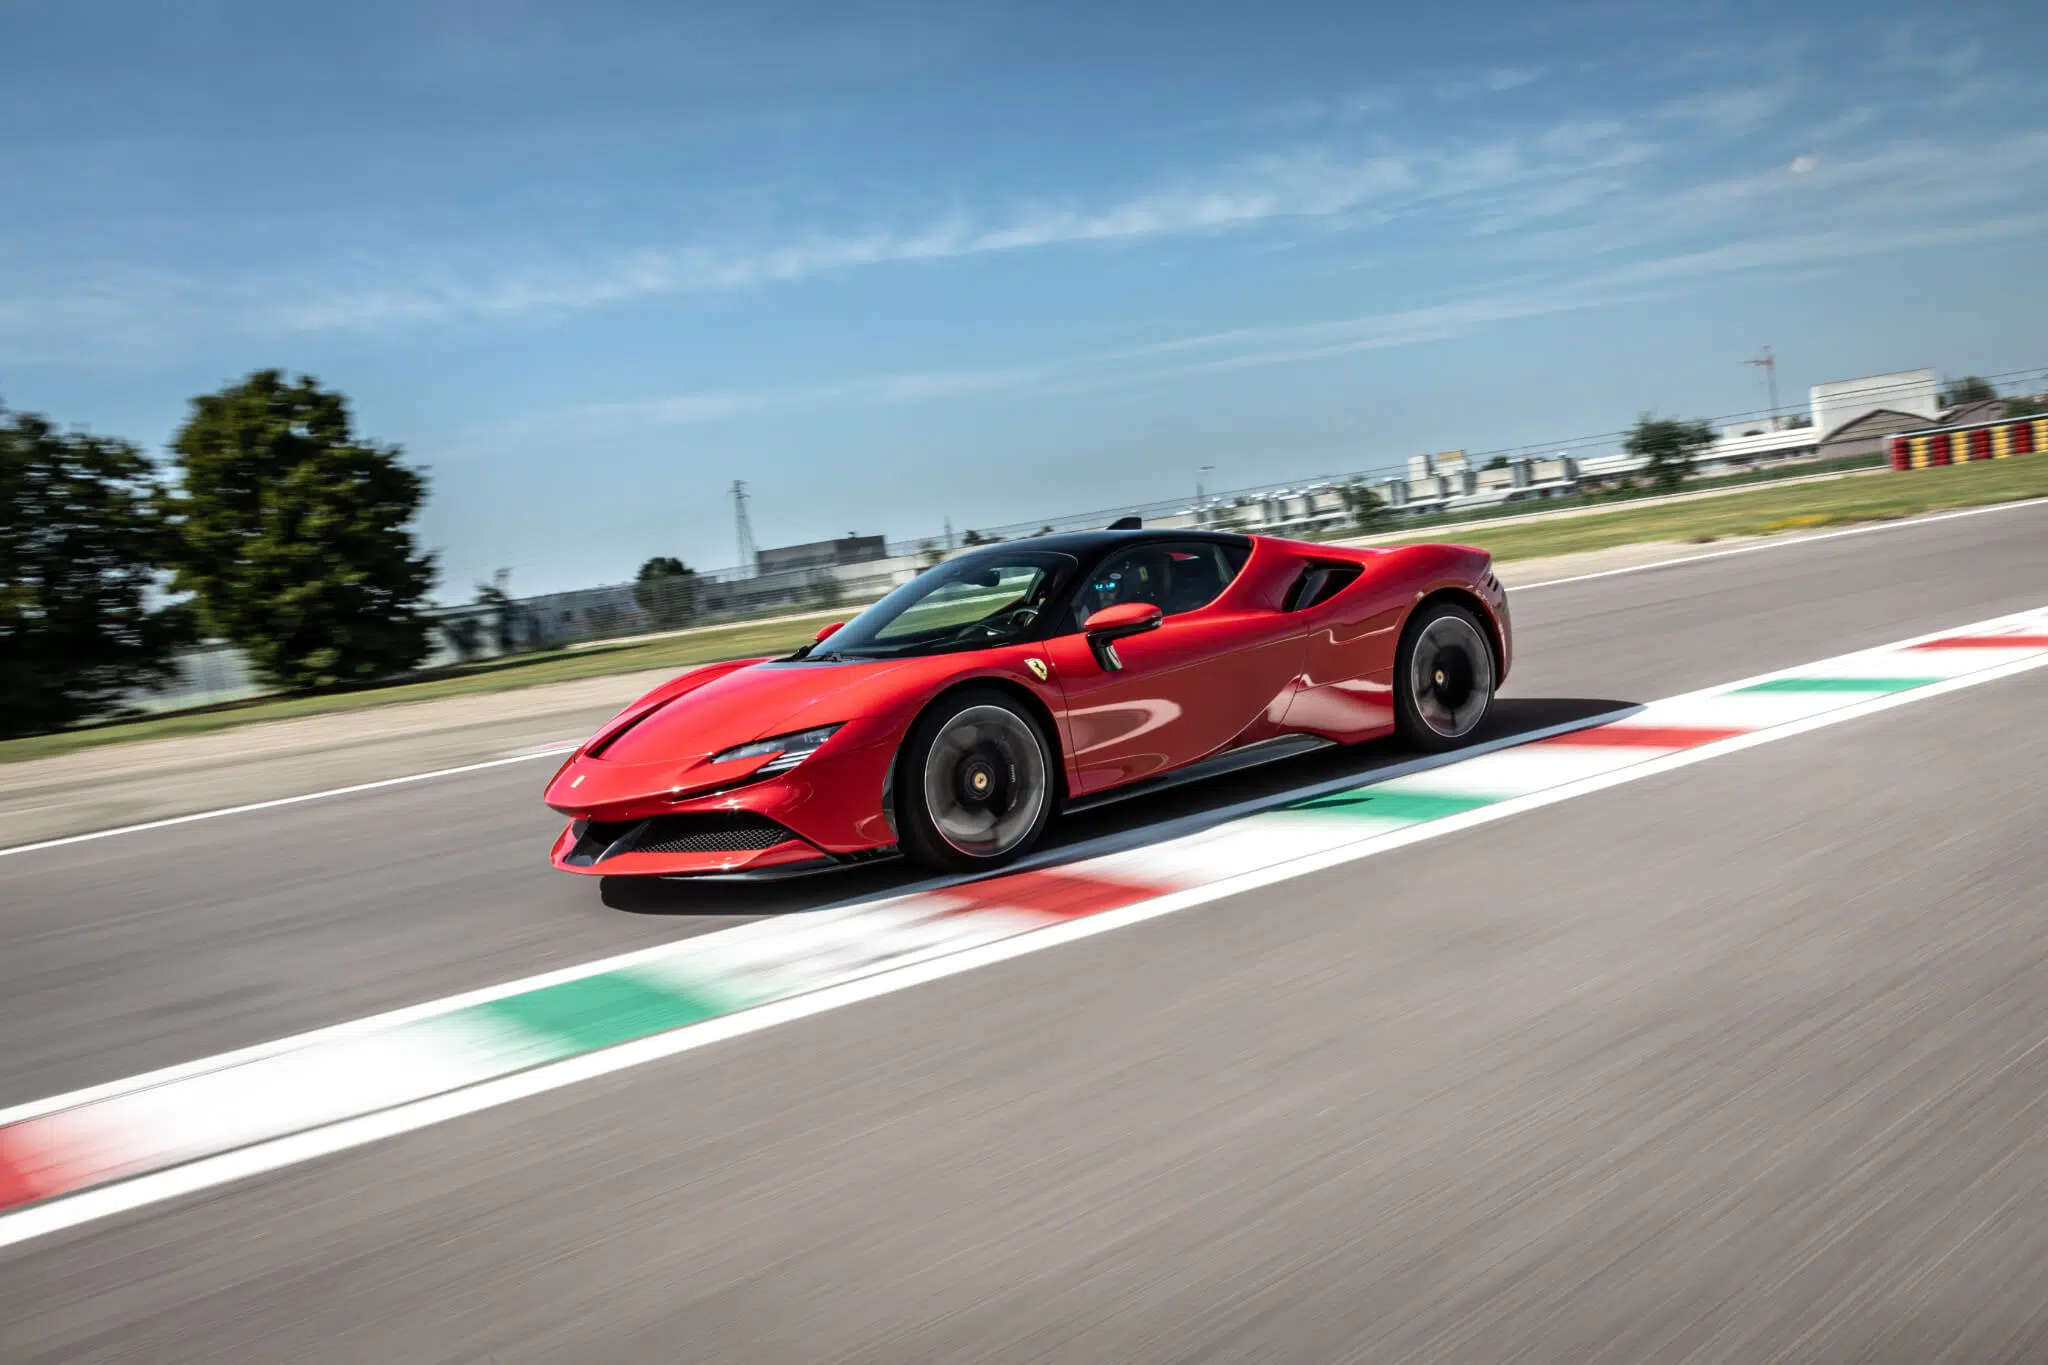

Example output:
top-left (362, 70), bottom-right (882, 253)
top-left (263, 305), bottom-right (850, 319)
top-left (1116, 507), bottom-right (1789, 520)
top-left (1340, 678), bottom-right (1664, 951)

top-left (1069, 542), bottom-right (1248, 630)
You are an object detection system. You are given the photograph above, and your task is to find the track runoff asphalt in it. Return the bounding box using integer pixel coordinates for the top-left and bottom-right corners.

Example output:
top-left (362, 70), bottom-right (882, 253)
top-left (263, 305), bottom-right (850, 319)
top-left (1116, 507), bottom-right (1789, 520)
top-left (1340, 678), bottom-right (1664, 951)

top-left (2, 502), bottom-right (2046, 1362)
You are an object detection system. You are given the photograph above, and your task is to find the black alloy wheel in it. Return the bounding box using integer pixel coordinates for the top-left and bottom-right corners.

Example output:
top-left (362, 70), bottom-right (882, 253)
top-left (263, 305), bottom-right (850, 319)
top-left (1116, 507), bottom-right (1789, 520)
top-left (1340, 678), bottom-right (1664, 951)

top-left (1393, 601), bottom-right (1497, 750)
top-left (897, 688), bottom-right (1055, 872)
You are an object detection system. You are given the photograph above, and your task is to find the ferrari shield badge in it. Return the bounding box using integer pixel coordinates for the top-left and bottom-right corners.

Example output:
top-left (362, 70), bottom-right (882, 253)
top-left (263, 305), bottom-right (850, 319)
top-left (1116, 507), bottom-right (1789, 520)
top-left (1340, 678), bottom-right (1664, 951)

top-left (1025, 658), bottom-right (1050, 682)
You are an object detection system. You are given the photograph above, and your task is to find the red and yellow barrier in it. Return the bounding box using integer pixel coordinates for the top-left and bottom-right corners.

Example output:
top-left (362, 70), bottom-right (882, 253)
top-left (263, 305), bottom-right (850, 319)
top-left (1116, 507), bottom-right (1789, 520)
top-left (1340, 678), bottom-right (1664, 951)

top-left (1888, 414), bottom-right (2046, 470)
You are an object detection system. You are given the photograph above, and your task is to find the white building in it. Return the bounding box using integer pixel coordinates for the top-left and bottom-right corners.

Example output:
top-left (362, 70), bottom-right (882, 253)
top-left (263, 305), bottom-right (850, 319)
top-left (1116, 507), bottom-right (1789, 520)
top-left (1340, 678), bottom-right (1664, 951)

top-left (1701, 367), bottom-right (1942, 469)
top-left (1405, 450), bottom-right (1470, 482)
top-left (1811, 368), bottom-right (1940, 440)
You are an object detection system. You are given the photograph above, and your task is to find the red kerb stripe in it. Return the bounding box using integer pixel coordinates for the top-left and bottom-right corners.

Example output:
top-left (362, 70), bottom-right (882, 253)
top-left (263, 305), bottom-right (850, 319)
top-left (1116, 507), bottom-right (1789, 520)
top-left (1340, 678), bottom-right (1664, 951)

top-left (1907, 635), bottom-right (2048, 650)
top-left (1537, 725), bottom-right (1747, 749)
top-left (0, 1126), bottom-right (70, 1212)
top-left (941, 868), bottom-right (1163, 920)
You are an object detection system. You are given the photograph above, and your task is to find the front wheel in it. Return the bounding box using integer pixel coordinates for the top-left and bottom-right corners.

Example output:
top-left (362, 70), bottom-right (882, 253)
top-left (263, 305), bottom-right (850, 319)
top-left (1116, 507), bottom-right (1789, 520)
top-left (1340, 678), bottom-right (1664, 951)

top-left (1393, 601), bottom-right (1497, 750)
top-left (896, 689), bottom-right (1055, 873)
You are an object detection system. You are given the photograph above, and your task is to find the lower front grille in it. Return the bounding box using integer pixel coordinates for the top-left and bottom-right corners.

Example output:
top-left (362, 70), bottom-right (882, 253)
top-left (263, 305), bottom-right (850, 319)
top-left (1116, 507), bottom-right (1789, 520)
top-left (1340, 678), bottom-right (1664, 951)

top-left (633, 812), bottom-right (794, 855)
top-left (562, 811), bottom-right (800, 866)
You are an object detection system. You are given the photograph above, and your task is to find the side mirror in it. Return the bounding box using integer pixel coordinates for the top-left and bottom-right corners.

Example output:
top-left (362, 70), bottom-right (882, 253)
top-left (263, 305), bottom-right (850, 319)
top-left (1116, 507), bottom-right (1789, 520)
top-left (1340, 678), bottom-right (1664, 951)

top-left (1082, 602), bottom-right (1163, 671)
top-left (813, 621), bottom-right (844, 643)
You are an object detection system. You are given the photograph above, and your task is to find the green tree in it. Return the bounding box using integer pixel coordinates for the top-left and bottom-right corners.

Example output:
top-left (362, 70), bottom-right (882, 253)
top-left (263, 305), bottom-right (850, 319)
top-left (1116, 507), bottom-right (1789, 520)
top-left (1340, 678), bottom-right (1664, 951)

top-left (166, 371), bottom-right (436, 690)
top-left (474, 568), bottom-right (521, 653)
top-left (806, 570), bottom-right (845, 608)
top-left (1338, 480), bottom-right (1389, 530)
top-left (1940, 375), bottom-right (1998, 407)
top-left (1, 407), bottom-right (190, 737)
top-left (1623, 414), bottom-right (1715, 492)
top-left (633, 555), bottom-right (698, 628)
top-left (439, 613), bottom-right (484, 663)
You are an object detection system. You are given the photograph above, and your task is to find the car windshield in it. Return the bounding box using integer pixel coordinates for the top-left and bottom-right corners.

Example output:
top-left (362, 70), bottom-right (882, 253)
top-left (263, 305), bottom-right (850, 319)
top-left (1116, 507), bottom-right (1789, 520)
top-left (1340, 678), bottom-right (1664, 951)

top-left (805, 550), bottom-right (1078, 659)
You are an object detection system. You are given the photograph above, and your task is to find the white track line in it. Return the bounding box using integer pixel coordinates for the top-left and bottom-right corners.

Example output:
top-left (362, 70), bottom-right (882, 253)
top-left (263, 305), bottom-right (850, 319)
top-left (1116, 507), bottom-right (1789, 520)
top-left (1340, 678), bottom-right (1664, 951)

top-left (3, 608), bottom-right (2046, 1251)
top-left (0, 747), bottom-right (577, 860)
top-left (3, 492), bottom-right (2044, 861)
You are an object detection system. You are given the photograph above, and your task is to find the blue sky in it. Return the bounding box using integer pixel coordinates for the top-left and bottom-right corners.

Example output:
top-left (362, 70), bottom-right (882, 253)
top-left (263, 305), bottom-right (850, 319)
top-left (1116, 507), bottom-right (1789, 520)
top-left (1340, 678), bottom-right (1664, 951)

top-left (4, 0), bottom-right (2046, 597)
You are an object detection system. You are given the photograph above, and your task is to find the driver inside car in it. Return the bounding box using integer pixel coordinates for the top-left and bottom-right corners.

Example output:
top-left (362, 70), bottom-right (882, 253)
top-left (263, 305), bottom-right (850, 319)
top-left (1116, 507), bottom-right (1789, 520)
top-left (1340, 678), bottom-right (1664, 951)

top-left (1077, 550), bottom-right (1170, 624)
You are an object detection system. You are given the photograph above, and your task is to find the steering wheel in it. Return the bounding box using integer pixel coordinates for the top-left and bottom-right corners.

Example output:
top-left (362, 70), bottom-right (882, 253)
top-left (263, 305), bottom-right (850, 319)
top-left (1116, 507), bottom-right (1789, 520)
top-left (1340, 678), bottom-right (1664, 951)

top-left (946, 605), bottom-right (1037, 643)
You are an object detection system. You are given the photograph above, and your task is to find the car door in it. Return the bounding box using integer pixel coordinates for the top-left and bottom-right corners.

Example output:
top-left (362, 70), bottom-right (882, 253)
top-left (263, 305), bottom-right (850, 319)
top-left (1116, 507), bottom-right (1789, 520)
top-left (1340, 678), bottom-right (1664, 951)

top-left (1043, 540), bottom-right (1306, 794)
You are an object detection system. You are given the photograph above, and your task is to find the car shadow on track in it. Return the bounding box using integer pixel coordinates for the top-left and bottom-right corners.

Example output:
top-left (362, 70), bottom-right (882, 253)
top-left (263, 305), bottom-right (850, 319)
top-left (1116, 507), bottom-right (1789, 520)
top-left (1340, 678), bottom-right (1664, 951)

top-left (599, 695), bottom-right (1634, 917)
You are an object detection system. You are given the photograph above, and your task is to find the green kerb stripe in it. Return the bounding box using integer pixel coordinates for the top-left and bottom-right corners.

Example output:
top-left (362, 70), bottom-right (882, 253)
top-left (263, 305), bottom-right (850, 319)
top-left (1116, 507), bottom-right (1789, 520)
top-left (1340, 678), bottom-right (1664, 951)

top-left (473, 968), bottom-right (729, 1058)
top-left (1737, 676), bottom-right (1939, 694)
top-left (1289, 789), bottom-right (1497, 822)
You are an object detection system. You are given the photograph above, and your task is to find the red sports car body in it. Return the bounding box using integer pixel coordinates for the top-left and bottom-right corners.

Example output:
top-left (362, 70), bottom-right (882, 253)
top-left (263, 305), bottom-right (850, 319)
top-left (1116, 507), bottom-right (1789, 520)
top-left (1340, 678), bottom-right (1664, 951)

top-left (545, 528), bottom-right (1510, 879)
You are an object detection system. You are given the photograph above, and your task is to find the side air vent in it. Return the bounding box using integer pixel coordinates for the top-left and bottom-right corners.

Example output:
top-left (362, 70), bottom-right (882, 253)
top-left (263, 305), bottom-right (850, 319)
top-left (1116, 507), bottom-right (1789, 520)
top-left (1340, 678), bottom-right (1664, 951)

top-left (1282, 563), bottom-right (1363, 612)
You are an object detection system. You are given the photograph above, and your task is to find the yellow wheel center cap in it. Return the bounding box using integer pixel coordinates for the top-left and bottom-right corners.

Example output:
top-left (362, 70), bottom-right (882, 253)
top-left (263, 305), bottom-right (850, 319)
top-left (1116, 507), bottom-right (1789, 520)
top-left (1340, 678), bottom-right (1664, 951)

top-left (1434, 670), bottom-right (1446, 686)
top-left (973, 773), bottom-right (989, 791)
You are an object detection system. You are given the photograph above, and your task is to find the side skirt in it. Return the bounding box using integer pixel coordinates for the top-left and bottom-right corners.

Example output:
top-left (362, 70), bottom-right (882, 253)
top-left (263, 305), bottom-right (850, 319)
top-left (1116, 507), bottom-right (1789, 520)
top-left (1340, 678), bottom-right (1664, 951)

top-left (1059, 734), bottom-right (1338, 816)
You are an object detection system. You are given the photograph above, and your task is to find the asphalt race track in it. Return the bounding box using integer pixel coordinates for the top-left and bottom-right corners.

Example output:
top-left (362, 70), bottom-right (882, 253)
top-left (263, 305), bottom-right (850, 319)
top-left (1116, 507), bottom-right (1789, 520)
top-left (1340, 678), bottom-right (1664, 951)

top-left (4, 503), bottom-right (2048, 1363)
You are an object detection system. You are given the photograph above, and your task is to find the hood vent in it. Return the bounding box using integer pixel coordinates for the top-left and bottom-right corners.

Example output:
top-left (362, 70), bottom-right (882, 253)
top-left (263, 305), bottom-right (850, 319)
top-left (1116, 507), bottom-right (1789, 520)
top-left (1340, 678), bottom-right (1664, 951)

top-left (585, 698), bottom-right (673, 759)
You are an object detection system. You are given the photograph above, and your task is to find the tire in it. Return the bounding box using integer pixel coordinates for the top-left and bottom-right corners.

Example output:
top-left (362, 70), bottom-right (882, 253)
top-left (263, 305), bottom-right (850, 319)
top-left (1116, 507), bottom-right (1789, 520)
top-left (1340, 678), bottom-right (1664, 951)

top-left (1393, 601), bottom-right (1497, 751)
top-left (896, 688), bottom-right (1055, 873)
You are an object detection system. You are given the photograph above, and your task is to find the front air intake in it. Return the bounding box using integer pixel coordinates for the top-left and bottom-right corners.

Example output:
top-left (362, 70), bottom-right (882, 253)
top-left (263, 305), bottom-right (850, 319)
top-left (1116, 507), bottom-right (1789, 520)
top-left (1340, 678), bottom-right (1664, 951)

top-left (562, 811), bottom-right (797, 866)
top-left (633, 812), bottom-right (794, 855)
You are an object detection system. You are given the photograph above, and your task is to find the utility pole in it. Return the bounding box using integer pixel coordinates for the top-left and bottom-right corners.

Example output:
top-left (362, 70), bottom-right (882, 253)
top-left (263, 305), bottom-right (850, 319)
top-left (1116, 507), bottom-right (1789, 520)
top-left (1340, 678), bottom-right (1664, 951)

top-left (731, 480), bottom-right (757, 574)
top-left (1747, 346), bottom-right (1781, 430)
top-left (1197, 465), bottom-right (1216, 525)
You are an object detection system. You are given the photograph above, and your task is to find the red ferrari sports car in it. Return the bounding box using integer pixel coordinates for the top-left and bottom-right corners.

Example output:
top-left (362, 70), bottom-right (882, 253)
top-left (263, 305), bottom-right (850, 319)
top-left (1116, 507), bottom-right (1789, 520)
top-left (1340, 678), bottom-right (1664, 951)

top-left (545, 525), bottom-right (1510, 880)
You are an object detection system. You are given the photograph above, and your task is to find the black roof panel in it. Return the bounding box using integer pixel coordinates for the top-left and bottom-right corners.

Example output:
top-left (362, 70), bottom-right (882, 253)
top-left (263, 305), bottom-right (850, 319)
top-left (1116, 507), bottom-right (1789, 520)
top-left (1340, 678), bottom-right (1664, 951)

top-left (951, 528), bottom-right (1255, 559)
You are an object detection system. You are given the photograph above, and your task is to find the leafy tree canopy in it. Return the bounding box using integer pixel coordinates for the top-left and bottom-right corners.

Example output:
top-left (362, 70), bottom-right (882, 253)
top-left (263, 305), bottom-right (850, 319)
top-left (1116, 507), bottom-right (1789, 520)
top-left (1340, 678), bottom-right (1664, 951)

top-left (1623, 414), bottom-right (1715, 491)
top-left (167, 371), bottom-right (436, 691)
top-left (0, 407), bottom-right (190, 737)
top-left (633, 555), bottom-right (698, 628)
top-left (1338, 480), bottom-right (1389, 529)
top-left (1940, 375), bottom-right (1998, 407)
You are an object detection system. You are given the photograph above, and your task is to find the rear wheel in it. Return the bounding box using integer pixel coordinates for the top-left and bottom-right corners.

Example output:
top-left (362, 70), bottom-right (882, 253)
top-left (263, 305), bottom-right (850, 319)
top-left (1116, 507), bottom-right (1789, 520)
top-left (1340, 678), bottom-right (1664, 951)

top-left (896, 689), bottom-right (1054, 873)
top-left (1393, 601), bottom-right (1496, 750)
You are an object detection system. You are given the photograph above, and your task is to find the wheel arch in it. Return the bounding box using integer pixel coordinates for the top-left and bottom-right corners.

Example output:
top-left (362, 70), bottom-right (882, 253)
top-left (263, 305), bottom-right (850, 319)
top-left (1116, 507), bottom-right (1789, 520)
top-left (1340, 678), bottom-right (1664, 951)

top-left (1408, 586), bottom-right (1505, 679)
top-left (881, 675), bottom-right (1070, 837)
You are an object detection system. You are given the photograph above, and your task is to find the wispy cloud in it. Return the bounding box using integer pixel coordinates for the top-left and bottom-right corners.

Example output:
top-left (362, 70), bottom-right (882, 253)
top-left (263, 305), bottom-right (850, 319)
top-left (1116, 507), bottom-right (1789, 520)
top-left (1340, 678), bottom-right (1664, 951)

top-left (477, 199), bottom-right (2048, 450)
top-left (7, 13), bottom-right (2047, 372)
top-left (4, 120), bottom-right (1670, 355)
top-left (1657, 85), bottom-right (1794, 135)
top-left (256, 147), bottom-right (1423, 333)
top-left (1438, 66), bottom-right (1547, 99)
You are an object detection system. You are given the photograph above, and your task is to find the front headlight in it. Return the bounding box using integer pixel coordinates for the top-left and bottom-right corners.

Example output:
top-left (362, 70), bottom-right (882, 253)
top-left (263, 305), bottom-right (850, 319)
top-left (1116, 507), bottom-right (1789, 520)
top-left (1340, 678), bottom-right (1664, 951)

top-left (712, 724), bottom-right (844, 775)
